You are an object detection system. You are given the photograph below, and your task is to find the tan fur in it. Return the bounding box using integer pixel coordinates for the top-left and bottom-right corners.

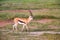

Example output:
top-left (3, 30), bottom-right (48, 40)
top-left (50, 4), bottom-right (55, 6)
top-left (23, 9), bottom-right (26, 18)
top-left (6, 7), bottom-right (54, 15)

top-left (13, 16), bottom-right (33, 31)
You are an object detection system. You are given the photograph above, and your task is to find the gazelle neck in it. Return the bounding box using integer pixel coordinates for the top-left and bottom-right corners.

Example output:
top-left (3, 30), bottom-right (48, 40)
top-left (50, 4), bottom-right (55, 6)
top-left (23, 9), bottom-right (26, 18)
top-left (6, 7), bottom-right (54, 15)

top-left (27, 16), bottom-right (33, 23)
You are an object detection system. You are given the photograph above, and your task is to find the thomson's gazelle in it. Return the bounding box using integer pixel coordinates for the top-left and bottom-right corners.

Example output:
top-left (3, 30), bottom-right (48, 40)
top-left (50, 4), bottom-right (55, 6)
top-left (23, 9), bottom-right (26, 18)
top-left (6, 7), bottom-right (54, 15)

top-left (13, 10), bottom-right (33, 31)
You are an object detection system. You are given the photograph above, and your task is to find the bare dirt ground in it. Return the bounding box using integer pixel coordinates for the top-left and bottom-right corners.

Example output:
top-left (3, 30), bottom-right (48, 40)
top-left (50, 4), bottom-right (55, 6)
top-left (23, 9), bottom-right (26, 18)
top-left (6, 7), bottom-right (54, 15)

top-left (0, 9), bottom-right (59, 29)
top-left (0, 10), bottom-right (60, 40)
top-left (0, 9), bottom-right (59, 13)
top-left (0, 20), bottom-right (13, 27)
top-left (0, 19), bottom-right (53, 27)
top-left (33, 19), bottom-right (53, 24)
top-left (0, 9), bottom-right (53, 27)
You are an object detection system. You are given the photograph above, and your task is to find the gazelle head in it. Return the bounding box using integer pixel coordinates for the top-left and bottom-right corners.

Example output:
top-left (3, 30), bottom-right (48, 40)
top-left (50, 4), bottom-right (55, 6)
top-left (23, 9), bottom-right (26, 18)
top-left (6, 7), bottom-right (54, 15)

top-left (28, 16), bottom-right (33, 21)
top-left (28, 10), bottom-right (33, 21)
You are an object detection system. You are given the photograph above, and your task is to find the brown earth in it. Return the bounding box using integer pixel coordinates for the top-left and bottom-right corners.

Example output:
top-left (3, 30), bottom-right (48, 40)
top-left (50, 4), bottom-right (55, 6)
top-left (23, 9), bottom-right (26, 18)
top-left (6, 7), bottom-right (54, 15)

top-left (0, 19), bottom-right (53, 27)
top-left (0, 10), bottom-right (60, 40)
top-left (0, 9), bottom-right (57, 27)
top-left (0, 20), bottom-right (13, 27)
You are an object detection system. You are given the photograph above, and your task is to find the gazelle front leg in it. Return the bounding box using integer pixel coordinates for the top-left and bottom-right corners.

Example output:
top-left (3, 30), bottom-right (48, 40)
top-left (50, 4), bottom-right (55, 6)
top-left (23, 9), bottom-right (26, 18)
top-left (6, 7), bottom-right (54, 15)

top-left (25, 24), bottom-right (29, 31)
top-left (21, 24), bottom-right (25, 31)
top-left (21, 24), bottom-right (29, 31)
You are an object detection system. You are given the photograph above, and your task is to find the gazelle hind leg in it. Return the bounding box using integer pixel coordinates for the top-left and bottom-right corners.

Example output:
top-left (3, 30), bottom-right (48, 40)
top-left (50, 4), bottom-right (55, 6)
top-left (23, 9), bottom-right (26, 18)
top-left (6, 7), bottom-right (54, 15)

top-left (13, 24), bottom-right (18, 31)
top-left (13, 24), bottom-right (15, 31)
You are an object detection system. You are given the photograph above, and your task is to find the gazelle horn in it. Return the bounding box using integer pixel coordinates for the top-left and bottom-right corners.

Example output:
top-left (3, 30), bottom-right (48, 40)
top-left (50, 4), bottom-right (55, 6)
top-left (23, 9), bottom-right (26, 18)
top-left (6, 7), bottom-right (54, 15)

top-left (29, 10), bottom-right (33, 17)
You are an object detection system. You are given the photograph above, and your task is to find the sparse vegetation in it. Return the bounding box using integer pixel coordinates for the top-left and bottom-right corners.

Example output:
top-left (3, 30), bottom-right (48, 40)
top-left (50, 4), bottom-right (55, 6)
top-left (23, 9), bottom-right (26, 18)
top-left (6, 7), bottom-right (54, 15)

top-left (0, 9), bottom-right (60, 20)
top-left (0, 0), bottom-right (60, 40)
top-left (0, 30), bottom-right (60, 40)
top-left (0, 0), bottom-right (60, 10)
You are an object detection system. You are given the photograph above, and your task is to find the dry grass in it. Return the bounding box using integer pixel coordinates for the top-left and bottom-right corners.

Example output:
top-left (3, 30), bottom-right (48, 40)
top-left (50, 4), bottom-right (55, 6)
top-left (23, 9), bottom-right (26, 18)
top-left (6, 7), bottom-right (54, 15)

top-left (0, 30), bottom-right (60, 40)
top-left (0, 9), bottom-right (60, 40)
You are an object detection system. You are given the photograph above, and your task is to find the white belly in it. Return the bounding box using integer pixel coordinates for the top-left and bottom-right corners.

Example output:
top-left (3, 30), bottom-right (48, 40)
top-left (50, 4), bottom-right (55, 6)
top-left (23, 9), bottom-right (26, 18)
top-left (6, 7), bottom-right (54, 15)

top-left (18, 22), bottom-right (25, 24)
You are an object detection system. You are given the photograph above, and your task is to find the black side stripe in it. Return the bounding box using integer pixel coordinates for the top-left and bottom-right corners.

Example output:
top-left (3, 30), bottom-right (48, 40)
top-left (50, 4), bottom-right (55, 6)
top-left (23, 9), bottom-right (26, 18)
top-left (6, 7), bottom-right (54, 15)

top-left (18, 20), bottom-right (26, 24)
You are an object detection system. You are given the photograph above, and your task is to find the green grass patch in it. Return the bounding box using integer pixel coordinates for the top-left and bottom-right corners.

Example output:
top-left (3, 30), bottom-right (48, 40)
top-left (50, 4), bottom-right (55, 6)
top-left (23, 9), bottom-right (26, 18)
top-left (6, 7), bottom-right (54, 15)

top-left (0, 12), bottom-right (28, 20)
top-left (0, 9), bottom-right (60, 31)
top-left (41, 34), bottom-right (60, 40)
top-left (30, 20), bottom-right (60, 32)
top-left (0, 30), bottom-right (60, 40)
top-left (34, 15), bottom-right (60, 20)
top-left (0, 19), bottom-right (60, 32)
top-left (0, 0), bottom-right (60, 10)
top-left (0, 12), bottom-right (15, 20)
top-left (0, 9), bottom-right (60, 20)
